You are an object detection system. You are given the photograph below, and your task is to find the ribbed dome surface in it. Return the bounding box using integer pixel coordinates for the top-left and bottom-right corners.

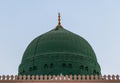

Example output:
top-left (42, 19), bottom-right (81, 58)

top-left (19, 26), bottom-right (101, 75)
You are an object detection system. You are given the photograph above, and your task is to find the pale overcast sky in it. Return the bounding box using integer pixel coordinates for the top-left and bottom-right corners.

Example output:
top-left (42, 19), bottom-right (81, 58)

top-left (0, 0), bottom-right (120, 75)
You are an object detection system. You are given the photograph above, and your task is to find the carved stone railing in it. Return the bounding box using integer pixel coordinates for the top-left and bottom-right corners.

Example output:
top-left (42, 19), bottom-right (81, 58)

top-left (0, 75), bottom-right (120, 83)
top-left (0, 75), bottom-right (119, 80)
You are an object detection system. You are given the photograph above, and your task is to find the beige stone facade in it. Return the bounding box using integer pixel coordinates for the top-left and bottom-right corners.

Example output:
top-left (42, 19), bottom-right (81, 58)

top-left (0, 75), bottom-right (120, 83)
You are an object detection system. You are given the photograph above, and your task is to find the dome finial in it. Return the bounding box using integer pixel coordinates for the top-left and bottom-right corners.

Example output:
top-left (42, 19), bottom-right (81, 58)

top-left (58, 12), bottom-right (61, 26)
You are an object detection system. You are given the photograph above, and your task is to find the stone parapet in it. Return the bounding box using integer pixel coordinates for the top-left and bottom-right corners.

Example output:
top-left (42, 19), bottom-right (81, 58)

top-left (0, 75), bottom-right (120, 83)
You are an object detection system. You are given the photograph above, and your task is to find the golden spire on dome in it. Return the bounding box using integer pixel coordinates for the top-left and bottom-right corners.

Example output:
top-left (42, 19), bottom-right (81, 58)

top-left (58, 12), bottom-right (61, 26)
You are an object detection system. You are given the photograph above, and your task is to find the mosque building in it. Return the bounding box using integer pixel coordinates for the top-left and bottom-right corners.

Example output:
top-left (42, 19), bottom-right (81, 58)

top-left (0, 13), bottom-right (119, 83)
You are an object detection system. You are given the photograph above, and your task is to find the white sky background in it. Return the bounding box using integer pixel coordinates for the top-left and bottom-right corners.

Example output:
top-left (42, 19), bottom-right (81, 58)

top-left (0, 0), bottom-right (120, 75)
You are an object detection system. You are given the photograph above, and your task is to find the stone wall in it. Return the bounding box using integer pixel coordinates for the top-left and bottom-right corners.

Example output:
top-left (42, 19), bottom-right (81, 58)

top-left (0, 75), bottom-right (120, 83)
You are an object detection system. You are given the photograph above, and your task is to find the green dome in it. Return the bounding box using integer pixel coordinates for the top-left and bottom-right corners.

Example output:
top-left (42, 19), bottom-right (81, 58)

top-left (18, 25), bottom-right (101, 75)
